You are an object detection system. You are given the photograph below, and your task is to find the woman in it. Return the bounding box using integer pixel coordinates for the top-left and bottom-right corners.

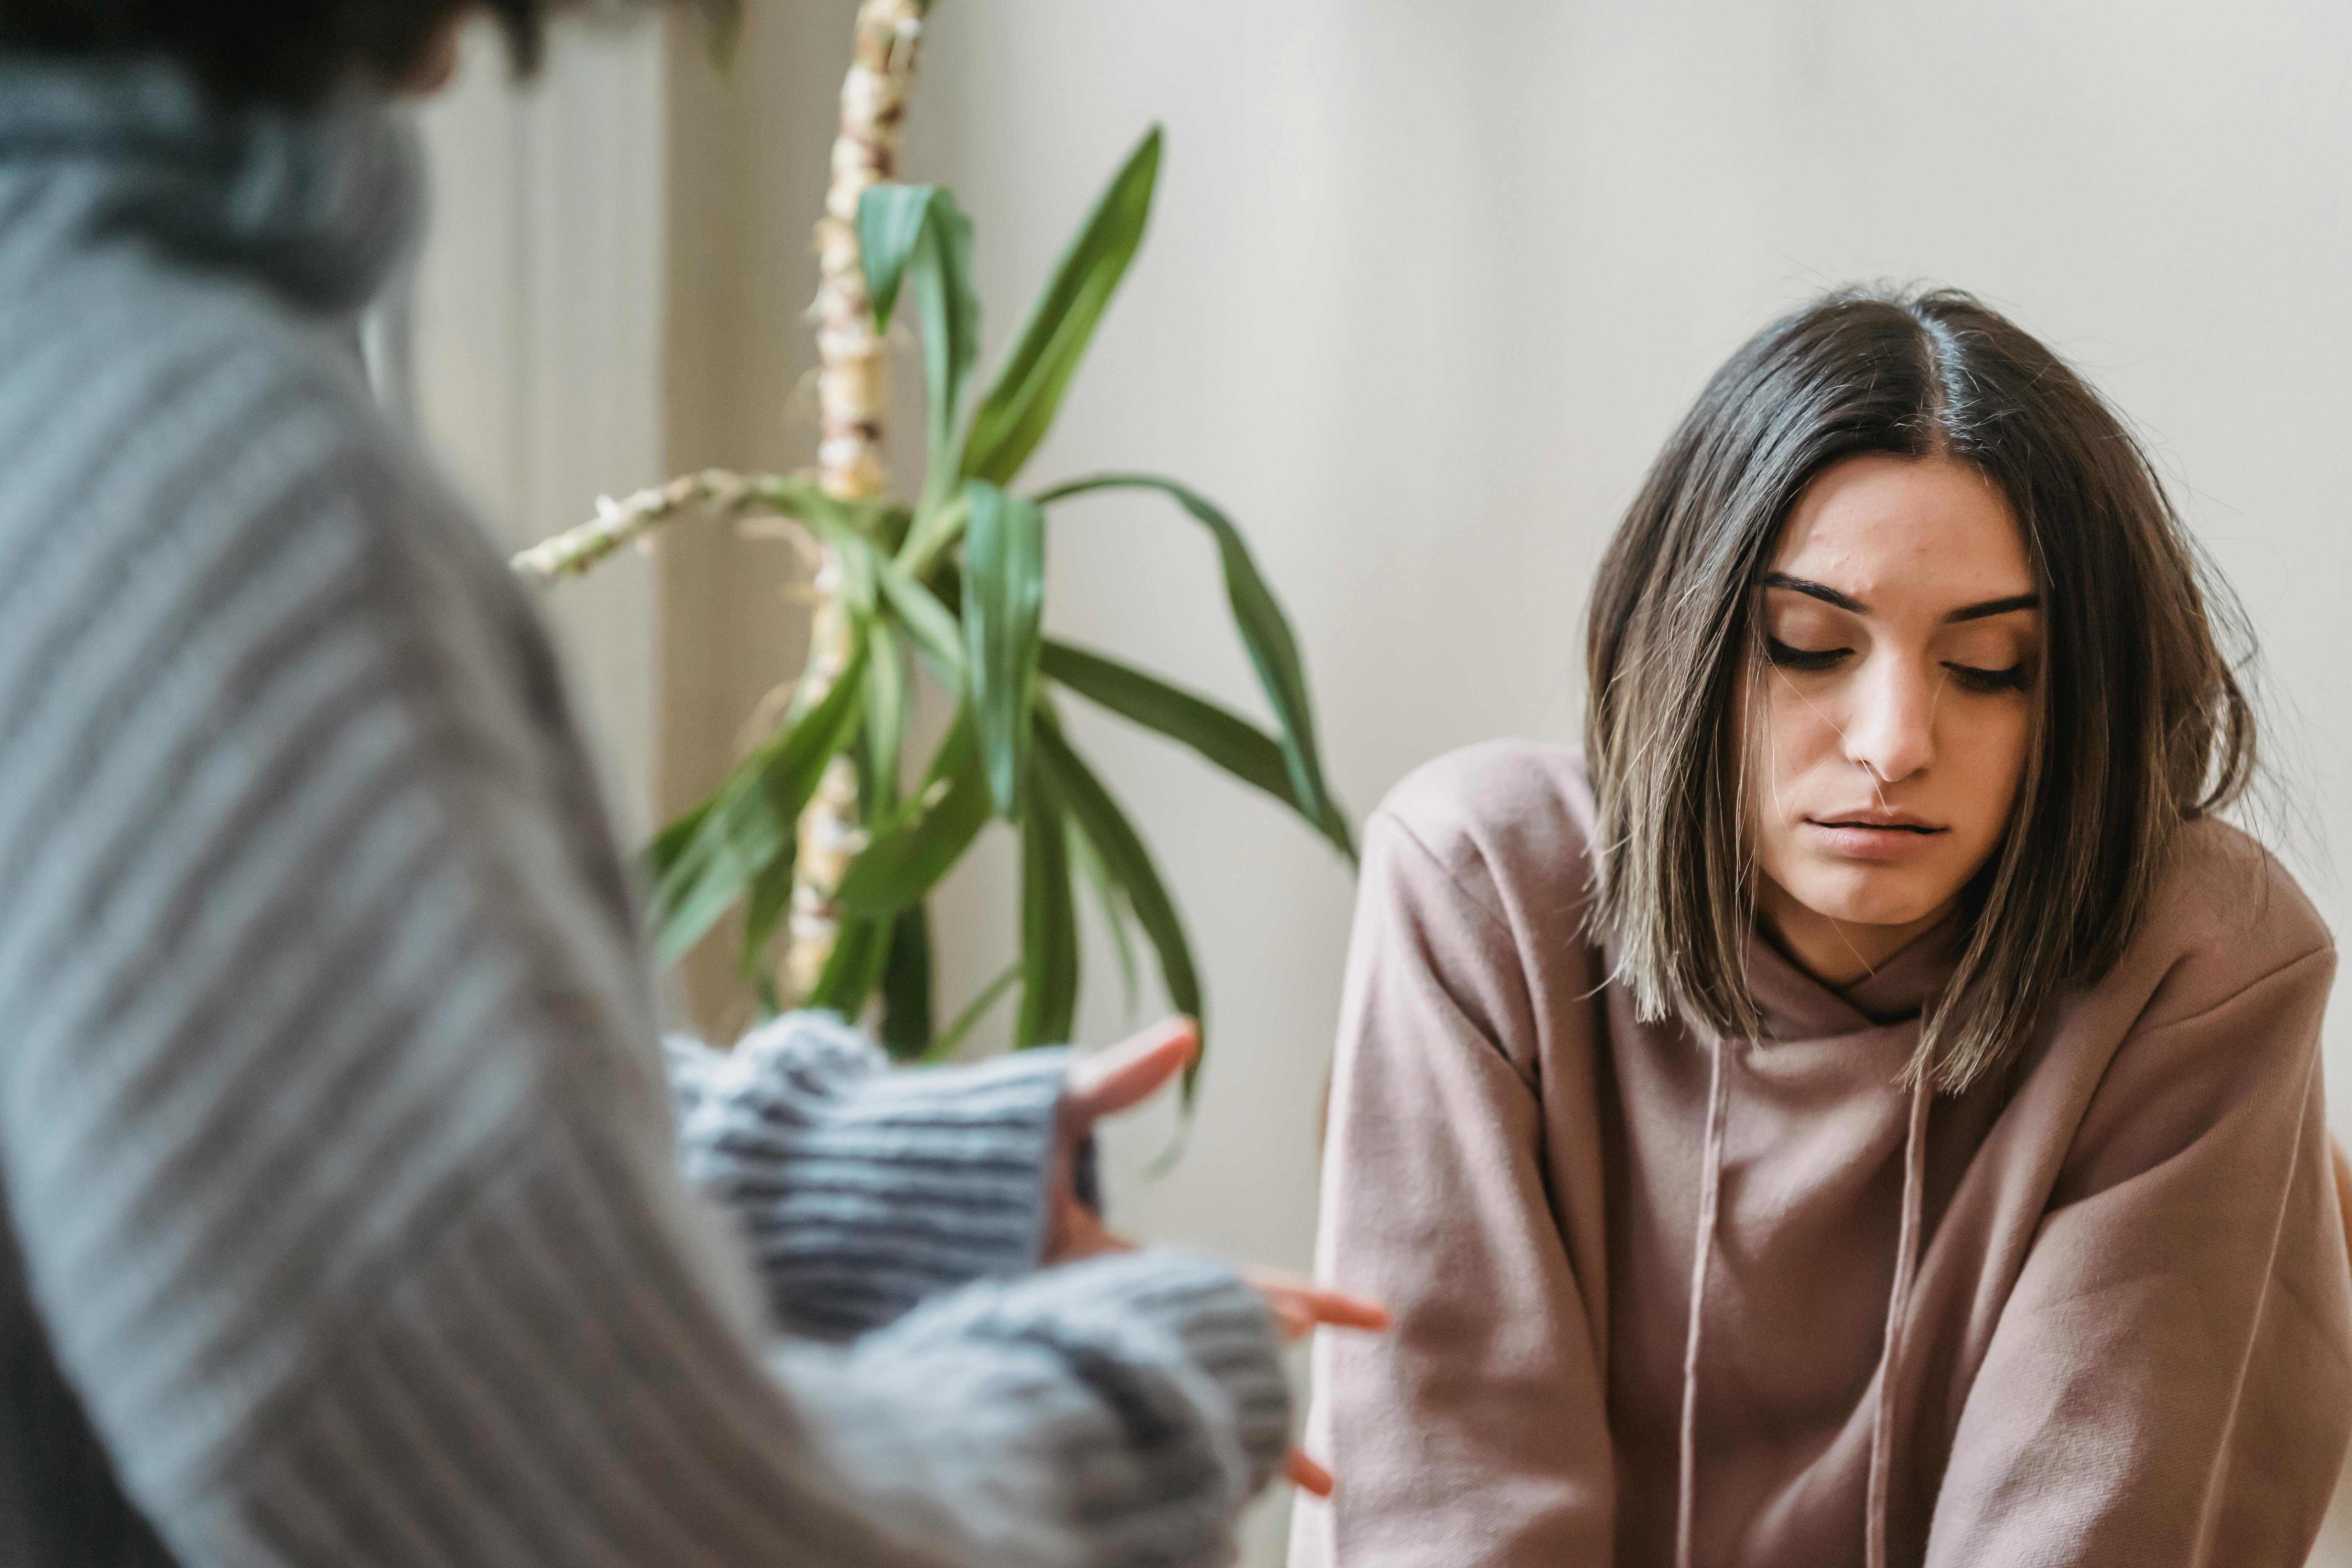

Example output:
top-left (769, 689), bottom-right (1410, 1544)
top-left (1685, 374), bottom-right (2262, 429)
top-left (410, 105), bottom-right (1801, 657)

top-left (1293, 289), bottom-right (2349, 1567)
top-left (0, 4), bottom-right (1379, 1566)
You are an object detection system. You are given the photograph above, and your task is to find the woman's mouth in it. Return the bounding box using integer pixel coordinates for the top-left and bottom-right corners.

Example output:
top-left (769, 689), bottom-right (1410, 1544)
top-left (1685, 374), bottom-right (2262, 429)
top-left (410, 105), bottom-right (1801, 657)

top-left (1802, 815), bottom-right (1947, 860)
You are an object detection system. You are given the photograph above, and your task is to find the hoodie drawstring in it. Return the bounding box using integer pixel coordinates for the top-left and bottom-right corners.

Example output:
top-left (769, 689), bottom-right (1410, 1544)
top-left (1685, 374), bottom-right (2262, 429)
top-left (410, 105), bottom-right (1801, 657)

top-left (1675, 1040), bottom-right (1933, 1568)
top-left (1673, 1033), bottom-right (1733, 1568)
top-left (1866, 1067), bottom-right (1933, 1568)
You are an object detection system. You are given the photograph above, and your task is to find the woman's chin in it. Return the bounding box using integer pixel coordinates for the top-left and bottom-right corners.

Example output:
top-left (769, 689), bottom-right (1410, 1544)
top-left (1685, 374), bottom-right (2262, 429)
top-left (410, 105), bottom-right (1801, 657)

top-left (1780, 867), bottom-right (1956, 933)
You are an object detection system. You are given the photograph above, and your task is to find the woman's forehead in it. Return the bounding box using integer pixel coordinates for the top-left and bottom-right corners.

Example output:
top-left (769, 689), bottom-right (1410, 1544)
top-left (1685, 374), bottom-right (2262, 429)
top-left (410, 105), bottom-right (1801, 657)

top-left (1770, 455), bottom-right (2032, 611)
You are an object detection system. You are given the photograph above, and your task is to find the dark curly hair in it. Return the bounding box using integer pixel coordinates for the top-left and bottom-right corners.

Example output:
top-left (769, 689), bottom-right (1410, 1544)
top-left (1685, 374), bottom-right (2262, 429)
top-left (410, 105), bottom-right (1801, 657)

top-left (0, 1), bottom-right (578, 105)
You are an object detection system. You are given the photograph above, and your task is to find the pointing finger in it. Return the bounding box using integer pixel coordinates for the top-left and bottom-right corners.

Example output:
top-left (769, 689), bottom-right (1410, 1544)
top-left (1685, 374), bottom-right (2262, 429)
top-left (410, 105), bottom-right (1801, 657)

top-left (1287, 1448), bottom-right (1333, 1497)
top-left (1063, 1016), bottom-right (1198, 1123)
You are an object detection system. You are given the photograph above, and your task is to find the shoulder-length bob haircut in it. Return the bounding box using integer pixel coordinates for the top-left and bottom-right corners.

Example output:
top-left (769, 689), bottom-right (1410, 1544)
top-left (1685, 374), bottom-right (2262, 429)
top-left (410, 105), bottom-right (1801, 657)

top-left (1585, 286), bottom-right (2254, 1091)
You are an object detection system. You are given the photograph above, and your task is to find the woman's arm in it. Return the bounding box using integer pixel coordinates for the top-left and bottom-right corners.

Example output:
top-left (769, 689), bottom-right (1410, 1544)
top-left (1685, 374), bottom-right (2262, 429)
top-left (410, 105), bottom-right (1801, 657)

top-left (1927, 944), bottom-right (2351, 1566)
top-left (1292, 808), bottom-right (1614, 1567)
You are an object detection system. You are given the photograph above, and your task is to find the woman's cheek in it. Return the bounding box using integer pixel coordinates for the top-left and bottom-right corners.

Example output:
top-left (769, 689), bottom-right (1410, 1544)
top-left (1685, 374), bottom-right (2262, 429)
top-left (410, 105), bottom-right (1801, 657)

top-left (1953, 701), bottom-right (2032, 854)
top-left (1993, 707), bottom-right (2033, 825)
top-left (1766, 679), bottom-right (1843, 780)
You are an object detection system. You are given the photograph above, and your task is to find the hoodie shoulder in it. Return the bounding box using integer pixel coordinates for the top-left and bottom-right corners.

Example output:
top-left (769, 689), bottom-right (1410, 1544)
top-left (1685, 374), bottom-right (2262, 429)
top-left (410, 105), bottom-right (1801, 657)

top-left (1370, 740), bottom-right (1601, 935)
top-left (2127, 817), bottom-right (2335, 1035)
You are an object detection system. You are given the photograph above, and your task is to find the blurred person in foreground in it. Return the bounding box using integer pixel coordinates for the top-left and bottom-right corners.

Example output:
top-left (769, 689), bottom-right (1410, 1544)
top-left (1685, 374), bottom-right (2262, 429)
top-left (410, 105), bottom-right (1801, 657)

top-left (0, 4), bottom-right (1381, 1565)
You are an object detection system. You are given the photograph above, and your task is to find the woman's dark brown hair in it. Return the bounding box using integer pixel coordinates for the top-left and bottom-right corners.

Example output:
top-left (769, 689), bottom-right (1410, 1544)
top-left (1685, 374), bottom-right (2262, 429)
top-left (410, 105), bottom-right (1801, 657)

top-left (1585, 285), bottom-right (2255, 1091)
top-left (0, 1), bottom-right (563, 105)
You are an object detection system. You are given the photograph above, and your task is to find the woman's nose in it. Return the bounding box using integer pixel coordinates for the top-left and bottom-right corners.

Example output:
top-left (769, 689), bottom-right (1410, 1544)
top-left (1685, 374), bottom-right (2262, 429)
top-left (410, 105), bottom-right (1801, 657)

top-left (1843, 653), bottom-right (1936, 783)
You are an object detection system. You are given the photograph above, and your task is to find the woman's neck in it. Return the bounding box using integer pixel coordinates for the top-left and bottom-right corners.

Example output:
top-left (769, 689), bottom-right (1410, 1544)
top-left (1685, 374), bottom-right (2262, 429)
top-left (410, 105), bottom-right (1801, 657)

top-left (1754, 879), bottom-right (1955, 989)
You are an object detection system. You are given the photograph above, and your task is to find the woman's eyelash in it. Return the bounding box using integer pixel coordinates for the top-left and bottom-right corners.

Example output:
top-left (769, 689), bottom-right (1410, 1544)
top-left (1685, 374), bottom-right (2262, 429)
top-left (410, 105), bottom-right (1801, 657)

top-left (1767, 635), bottom-right (2031, 694)
top-left (1943, 662), bottom-right (2030, 694)
top-left (1763, 635), bottom-right (1848, 671)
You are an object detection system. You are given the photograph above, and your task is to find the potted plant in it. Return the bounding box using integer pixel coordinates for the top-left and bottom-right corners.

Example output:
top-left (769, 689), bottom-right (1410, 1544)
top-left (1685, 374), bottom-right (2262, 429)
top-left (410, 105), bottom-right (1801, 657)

top-left (517, 0), bottom-right (1351, 1091)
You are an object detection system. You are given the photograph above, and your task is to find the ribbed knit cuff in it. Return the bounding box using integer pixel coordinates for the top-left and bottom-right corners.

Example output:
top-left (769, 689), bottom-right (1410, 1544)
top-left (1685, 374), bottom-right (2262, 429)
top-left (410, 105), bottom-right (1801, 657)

top-left (924, 1248), bottom-right (1294, 1504)
top-left (670, 1012), bottom-right (1072, 1341)
top-left (775, 1247), bottom-right (1290, 1568)
top-left (1063, 1249), bottom-right (1294, 1501)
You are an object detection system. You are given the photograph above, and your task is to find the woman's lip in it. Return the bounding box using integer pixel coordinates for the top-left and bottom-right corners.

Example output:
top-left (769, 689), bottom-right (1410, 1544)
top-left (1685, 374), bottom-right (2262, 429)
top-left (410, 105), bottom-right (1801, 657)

top-left (1802, 819), bottom-right (1948, 861)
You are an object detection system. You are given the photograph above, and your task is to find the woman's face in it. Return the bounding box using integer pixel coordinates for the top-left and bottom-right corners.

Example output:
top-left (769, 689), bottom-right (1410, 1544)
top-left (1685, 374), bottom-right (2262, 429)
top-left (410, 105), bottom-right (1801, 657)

top-left (1739, 454), bottom-right (2040, 979)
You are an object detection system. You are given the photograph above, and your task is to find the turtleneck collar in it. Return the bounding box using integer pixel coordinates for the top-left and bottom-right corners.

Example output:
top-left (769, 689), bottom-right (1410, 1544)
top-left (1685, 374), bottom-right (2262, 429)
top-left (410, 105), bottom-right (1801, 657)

top-left (0, 54), bottom-right (422, 316)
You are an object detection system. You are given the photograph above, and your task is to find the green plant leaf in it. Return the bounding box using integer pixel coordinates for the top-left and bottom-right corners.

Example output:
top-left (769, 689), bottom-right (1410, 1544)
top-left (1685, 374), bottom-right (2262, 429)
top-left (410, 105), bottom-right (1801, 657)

top-left (1067, 806), bottom-right (1140, 1018)
top-left (1034, 719), bottom-right (1205, 1100)
top-left (741, 474), bottom-right (959, 700)
top-left (1016, 765), bottom-right (1080, 1049)
top-left (737, 853), bottom-right (797, 1010)
top-left (875, 551), bottom-right (965, 688)
top-left (857, 184), bottom-right (982, 520)
top-left (650, 634), bottom-right (869, 965)
top-left (647, 793), bottom-right (715, 881)
top-left (863, 621), bottom-right (906, 815)
top-left (896, 489), bottom-right (968, 582)
top-left (961, 127), bottom-right (1162, 487)
top-left (1040, 638), bottom-right (1355, 863)
top-left (836, 714), bottom-right (991, 914)
top-left (857, 185), bottom-right (933, 336)
top-left (909, 207), bottom-right (979, 520)
top-left (962, 480), bottom-right (1047, 818)
top-left (870, 503), bottom-right (914, 557)
top-left (1034, 472), bottom-right (1344, 852)
top-left (744, 474), bottom-right (893, 572)
top-left (879, 903), bottom-right (933, 1059)
top-left (924, 961), bottom-right (1020, 1063)
top-left (808, 914), bottom-right (893, 1017)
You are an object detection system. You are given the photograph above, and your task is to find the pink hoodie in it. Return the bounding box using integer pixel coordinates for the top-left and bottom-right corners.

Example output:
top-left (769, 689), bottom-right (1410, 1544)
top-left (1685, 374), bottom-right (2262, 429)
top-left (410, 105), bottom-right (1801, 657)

top-left (1292, 741), bottom-right (2349, 1568)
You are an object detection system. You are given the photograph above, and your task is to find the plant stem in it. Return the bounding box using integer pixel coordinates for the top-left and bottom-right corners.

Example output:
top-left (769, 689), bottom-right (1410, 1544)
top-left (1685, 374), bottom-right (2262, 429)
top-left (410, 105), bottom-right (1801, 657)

top-left (510, 470), bottom-right (764, 585)
top-left (787, 0), bottom-right (931, 1004)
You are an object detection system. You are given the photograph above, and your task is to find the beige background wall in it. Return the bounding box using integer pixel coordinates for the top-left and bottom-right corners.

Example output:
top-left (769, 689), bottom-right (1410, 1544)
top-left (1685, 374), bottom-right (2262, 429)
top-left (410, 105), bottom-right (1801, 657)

top-left (413, 17), bottom-right (666, 839)
top-left (413, 3), bottom-right (2352, 1562)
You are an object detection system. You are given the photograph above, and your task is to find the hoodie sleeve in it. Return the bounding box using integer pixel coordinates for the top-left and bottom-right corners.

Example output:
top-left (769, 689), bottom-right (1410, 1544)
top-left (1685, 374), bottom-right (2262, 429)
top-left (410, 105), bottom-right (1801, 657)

top-left (1925, 942), bottom-right (2352, 1568)
top-left (1289, 806), bottom-right (1615, 1568)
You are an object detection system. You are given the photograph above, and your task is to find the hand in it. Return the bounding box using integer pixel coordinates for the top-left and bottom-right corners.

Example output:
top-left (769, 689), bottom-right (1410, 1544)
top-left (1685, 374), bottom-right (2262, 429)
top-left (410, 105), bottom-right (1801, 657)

top-left (1045, 1019), bottom-right (1392, 1498)
top-left (1043, 1016), bottom-right (1199, 1266)
top-left (1245, 1267), bottom-right (1389, 1497)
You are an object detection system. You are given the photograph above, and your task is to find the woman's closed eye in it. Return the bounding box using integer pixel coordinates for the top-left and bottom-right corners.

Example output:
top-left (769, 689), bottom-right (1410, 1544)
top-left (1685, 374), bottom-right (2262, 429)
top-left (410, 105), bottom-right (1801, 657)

top-left (1768, 632), bottom-right (2033, 695)
top-left (1941, 659), bottom-right (2031, 694)
top-left (1764, 634), bottom-right (1851, 672)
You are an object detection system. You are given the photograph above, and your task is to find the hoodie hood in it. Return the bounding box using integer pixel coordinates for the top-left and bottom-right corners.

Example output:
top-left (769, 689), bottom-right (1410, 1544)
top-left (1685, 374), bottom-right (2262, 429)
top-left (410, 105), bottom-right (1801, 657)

top-left (1747, 914), bottom-right (1963, 1040)
top-left (1677, 916), bottom-right (1961, 1568)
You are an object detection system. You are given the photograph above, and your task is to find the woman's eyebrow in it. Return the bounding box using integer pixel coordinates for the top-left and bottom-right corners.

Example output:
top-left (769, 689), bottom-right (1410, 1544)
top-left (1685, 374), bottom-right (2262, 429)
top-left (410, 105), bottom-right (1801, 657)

top-left (1763, 573), bottom-right (1866, 612)
top-left (1766, 574), bottom-right (2038, 624)
top-left (1944, 593), bottom-right (2040, 623)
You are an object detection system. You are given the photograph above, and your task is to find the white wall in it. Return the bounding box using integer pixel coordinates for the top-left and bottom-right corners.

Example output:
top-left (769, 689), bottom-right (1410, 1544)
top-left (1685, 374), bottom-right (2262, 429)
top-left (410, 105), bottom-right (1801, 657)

top-left (412, 17), bottom-right (668, 839)
top-left (891, 2), bottom-right (2352, 1560)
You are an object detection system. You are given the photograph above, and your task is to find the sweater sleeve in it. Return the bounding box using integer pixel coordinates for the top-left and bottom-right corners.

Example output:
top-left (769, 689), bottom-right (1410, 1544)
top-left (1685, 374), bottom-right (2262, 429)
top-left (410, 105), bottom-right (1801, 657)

top-left (1290, 808), bottom-right (1615, 1568)
top-left (777, 1250), bottom-right (1294, 1568)
top-left (0, 401), bottom-right (1288, 1568)
top-left (1925, 944), bottom-right (2352, 1568)
top-left (664, 1014), bottom-right (1073, 1340)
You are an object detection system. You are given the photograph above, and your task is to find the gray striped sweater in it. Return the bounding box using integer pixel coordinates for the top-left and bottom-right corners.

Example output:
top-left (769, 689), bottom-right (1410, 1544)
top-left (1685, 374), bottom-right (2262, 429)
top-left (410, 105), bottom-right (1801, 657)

top-left (0, 58), bottom-right (1289, 1568)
